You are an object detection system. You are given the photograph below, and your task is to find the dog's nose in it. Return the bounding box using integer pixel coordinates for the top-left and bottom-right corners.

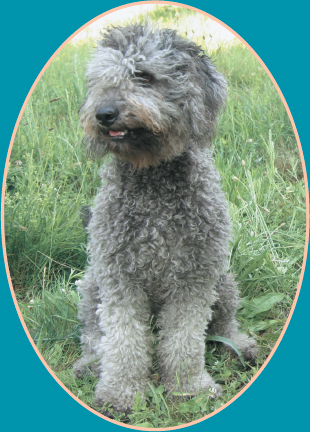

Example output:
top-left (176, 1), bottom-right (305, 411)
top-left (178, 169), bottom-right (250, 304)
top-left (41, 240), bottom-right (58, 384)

top-left (96, 107), bottom-right (119, 127)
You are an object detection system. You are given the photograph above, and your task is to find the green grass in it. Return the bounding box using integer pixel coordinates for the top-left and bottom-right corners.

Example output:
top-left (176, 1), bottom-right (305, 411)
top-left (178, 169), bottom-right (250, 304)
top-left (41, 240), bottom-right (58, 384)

top-left (5, 5), bottom-right (306, 428)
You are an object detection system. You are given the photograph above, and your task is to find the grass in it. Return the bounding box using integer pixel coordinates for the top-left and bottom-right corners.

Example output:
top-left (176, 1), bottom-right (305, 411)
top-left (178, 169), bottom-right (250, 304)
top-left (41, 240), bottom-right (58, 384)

top-left (4, 5), bottom-right (307, 428)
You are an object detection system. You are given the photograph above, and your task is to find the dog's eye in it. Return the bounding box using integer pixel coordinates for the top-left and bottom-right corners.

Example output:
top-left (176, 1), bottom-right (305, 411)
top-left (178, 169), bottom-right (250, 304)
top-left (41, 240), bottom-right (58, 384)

top-left (175, 65), bottom-right (187, 74)
top-left (133, 71), bottom-right (154, 85)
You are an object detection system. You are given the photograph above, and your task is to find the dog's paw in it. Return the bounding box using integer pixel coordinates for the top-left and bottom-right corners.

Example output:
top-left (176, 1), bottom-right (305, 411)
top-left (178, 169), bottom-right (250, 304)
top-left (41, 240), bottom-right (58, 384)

top-left (73, 356), bottom-right (100, 378)
top-left (225, 332), bottom-right (258, 361)
top-left (163, 370), bottom-right (222, 398)
top-left (240, 337), bottom-right (258, 361)
top-left (94, 380), bottom-right (149, 414)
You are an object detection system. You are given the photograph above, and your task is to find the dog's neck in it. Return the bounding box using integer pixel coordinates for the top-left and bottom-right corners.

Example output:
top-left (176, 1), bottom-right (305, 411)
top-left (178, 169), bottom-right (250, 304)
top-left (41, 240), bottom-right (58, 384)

top-left (113, 145), bottom-right (212, 178)
top-left (115, 149), bottom-right (194, 181)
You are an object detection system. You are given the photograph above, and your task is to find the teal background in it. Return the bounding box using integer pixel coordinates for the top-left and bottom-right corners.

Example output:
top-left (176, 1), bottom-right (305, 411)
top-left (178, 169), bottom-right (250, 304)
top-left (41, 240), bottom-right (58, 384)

top-left (1, 1), bottom-right (308, 430)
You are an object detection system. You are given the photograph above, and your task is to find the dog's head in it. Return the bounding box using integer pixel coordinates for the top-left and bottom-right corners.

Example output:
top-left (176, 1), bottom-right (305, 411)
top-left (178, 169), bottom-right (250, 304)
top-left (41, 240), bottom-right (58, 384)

top-left (80, 23), bottom-right (227, 169)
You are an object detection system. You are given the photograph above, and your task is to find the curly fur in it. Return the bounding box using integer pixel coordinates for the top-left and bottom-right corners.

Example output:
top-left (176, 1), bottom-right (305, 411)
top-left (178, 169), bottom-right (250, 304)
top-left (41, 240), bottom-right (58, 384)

top-left (73, 23), bottom-right (258, 414)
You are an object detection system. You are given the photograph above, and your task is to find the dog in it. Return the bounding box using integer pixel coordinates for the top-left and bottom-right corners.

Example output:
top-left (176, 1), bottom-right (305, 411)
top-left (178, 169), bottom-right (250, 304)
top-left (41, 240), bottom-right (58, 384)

top-left (73, 23), bottom-right (258, 414)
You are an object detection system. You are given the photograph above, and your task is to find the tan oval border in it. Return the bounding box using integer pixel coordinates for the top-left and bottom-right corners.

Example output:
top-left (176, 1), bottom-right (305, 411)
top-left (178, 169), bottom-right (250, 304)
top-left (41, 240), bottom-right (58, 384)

top-left (1, 1), bottom-right (309, 430)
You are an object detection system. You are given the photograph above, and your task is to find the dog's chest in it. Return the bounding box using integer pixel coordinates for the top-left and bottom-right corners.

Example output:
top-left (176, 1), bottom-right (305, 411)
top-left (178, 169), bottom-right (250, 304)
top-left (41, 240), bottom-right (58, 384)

top-left (118, 176), bottom-right (212, 273)
top-left (94, 155), bottom-right (229, 291)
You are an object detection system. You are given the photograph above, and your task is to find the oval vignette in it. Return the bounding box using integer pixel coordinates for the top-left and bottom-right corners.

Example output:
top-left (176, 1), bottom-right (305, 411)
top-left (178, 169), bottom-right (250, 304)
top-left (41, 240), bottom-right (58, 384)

top-left (1, 2), bottom-right (309, 430)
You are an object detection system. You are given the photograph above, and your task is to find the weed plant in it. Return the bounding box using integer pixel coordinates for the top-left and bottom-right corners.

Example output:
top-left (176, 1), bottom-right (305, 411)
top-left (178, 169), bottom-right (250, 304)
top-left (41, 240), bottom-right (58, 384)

top-left (4, 5), bottom-right (307, 427)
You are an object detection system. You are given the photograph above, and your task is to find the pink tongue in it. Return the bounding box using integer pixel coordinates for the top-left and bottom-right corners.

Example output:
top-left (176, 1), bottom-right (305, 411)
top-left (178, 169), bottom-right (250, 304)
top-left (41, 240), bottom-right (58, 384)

top-left (109, 130), bottom-right (124, 137)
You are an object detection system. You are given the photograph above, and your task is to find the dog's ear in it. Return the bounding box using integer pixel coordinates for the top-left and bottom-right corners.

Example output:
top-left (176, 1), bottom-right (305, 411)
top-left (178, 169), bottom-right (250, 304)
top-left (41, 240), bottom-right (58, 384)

top-left (169, 34), bottom-right (227, 145)
top-left (196, 54), bottom-right (227, 120)
top-left (187, 53), bottom-right (227, 145)
top-left (169, 35), bottom-right (227, 117)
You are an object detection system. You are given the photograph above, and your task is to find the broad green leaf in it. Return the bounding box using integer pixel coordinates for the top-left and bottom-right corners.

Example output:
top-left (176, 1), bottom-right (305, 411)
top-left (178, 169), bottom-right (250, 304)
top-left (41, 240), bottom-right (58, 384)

top-left (69, 290), bottom-right (80, 305)
top-left (206, 335), bottom-right (245, 367)
top-left (248, 319), bottom-right (280, 332)
top-left (157, 385), bottom-right (165, 394)
top-left (241, 292), bottom-right (285, 318)
top-left (264, 332), bottom-right (281, 342)
top-left (179, 401), bottom-right (200, 413)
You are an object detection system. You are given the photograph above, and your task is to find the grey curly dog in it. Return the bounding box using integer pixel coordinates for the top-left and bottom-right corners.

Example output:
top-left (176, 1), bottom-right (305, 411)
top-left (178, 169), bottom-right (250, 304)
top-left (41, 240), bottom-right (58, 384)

top-left (73, 23), bottom-right (258, 414)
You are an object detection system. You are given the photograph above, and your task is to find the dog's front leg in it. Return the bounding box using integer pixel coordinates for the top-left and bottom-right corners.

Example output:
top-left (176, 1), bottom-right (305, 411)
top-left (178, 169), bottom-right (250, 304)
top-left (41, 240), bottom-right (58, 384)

top-left (94, 284), bottom-right (153, 413)
top-left (156, 288), bottom-right (222, 397)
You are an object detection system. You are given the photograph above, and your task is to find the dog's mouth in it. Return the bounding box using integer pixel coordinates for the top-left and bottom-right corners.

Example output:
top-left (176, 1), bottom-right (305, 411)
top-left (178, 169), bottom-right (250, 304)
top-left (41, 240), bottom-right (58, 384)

top-left (99, 127), bottom-right (150, 142)
top-left (109, 130), bottom-right (129, 138)
top-left (108, 129), bottom-right (140, 140)
top-left (97, 124), bottom-right (164, 168)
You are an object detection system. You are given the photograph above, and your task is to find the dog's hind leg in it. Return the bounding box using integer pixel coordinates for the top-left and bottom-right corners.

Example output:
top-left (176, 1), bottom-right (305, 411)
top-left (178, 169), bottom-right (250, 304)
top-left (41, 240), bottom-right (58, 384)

top-left (208, 273), bottom-right (258, 360)
top-left (73, 270), bottom-right (102, 378)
